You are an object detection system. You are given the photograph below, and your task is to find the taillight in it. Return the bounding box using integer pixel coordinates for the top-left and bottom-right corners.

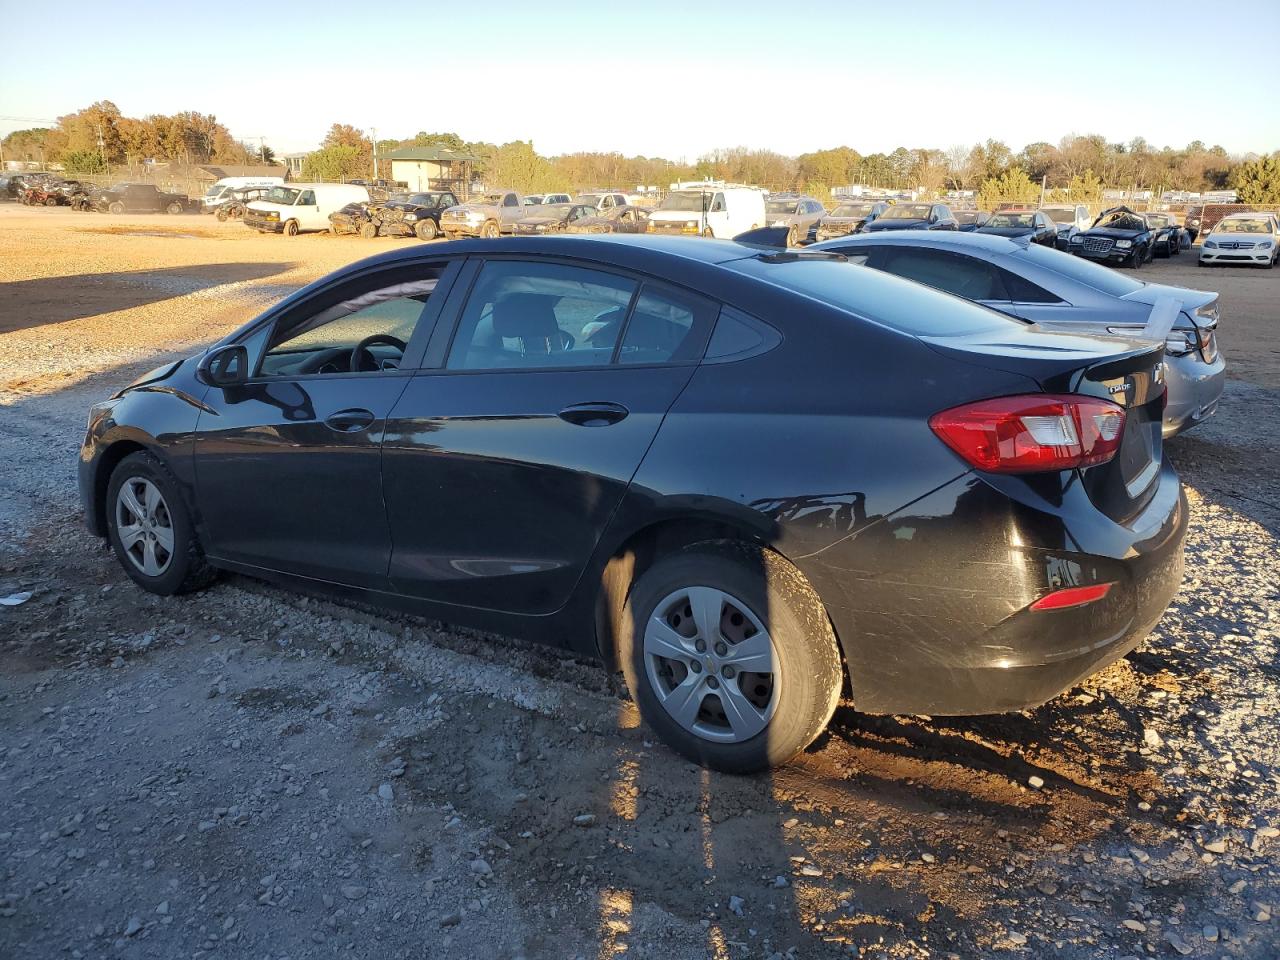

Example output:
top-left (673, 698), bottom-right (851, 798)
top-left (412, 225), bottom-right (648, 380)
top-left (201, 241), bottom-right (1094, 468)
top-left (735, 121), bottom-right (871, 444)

top-left (929, 394), bottom-right (1126, 474)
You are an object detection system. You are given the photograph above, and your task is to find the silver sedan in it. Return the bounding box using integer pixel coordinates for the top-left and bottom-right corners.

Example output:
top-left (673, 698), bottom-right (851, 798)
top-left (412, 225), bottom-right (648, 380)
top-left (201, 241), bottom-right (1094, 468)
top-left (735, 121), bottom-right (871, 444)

top-left (811, 231), bottom-right (1224, 438)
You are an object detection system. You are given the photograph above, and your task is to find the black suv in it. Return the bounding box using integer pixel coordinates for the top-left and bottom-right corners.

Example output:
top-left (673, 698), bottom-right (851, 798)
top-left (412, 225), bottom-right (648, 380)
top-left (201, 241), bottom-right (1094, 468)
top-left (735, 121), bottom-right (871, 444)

top-left (371, 191), bottom-right (459, 240)
top-left (94, 183), bottom-right (190, 215)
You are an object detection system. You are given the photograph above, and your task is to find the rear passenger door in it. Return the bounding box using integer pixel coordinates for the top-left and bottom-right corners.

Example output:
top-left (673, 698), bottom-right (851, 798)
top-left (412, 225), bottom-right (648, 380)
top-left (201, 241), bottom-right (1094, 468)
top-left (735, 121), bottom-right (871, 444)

top-left (382, 258), bottom-right (716, 614)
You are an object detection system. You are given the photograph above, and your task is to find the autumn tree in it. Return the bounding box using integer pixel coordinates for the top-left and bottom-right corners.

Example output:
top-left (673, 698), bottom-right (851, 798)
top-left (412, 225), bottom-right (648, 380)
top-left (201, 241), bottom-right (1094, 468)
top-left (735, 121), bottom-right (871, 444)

top-left (1231, 154), bottom-right (1280, 204)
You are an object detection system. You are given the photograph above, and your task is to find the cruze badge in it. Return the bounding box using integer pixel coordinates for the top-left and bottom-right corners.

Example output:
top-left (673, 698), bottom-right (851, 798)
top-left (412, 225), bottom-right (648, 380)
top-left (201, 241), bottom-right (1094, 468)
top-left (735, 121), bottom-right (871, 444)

top-left (1108, 382), bottom-right (1130, 395)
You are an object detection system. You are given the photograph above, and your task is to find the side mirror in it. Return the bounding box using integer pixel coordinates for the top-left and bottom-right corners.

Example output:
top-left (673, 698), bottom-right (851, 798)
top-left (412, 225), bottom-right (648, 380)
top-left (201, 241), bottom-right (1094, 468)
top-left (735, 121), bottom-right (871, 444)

top-left (198, 344), bottom-right (249, 387)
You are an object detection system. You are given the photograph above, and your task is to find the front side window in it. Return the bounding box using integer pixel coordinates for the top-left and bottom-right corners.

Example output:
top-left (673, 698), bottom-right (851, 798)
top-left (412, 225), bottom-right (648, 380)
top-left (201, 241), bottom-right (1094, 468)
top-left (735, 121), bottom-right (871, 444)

top-left (503, 194), bottom-right (519, 207)
top-left (447, 261), bottom-right (637, 370)
top-left (260, 273), bottom-right (441, 377)
top-left (709, 193), bottom-right (726, 213)
top-left (299, 190), bottom-right (316, 205)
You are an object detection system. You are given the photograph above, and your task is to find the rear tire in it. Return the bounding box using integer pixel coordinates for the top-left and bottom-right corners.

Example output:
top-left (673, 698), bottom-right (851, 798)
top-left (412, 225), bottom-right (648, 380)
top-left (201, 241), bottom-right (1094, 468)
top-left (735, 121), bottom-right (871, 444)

top-left (283, 220), bottom-right (299, 237)
top-left (617, 542), bottom-right (843, 773)
top-left (106, 452), bottom-right (217, 596)
top-left (44, 196), bottom-right (58, 207)
top-left (216, 208), bottom-right (228, 222)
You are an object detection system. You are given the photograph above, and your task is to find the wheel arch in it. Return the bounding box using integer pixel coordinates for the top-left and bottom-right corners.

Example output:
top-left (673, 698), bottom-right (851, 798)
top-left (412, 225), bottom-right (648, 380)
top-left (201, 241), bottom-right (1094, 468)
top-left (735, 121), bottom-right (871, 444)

top-left (589, 515), bottom-right (848, 690)
top-left (88, 438), bottom-right (153, 536)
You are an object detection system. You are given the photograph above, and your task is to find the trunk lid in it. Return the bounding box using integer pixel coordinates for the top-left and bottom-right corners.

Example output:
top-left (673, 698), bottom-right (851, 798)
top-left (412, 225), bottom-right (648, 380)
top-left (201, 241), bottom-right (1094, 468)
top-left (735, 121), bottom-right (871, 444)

top-left (921, 327), bottom-right (1167, 521)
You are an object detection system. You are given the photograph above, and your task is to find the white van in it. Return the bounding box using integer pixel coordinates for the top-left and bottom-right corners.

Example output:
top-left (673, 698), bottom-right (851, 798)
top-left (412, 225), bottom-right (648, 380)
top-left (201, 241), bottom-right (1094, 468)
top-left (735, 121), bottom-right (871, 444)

top-left (647, 183), bottom-right (766, 239)
top-left (200, 175), bottom-right (286, 211)
top-left (244, 183), bottom-right (370, 236)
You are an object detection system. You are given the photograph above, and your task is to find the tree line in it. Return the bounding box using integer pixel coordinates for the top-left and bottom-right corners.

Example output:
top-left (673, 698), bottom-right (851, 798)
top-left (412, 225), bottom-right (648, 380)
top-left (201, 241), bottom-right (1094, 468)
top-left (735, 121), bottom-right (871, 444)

top-left (6, 103), bottom-right (1279, 203)
top-left (1, 101), bottom-right (275, 175)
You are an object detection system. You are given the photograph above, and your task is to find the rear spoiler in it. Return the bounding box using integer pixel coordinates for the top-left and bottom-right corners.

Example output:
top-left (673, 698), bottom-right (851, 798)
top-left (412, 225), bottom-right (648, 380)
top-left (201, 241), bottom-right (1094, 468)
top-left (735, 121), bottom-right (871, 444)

top-left (733, 226), bottom-right (790, 248)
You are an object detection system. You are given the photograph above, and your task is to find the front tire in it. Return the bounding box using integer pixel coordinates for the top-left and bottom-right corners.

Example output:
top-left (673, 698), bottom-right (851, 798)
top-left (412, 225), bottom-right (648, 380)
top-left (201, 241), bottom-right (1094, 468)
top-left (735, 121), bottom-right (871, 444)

top-left (108, 201), bottom-right (125, 215)
top-left (1130, 248), bottom-right (1143, 269)
top-left (480, 220), bottom-right (500, 239)
top-left (166, 202), bottom-right (184, 215)
top-left (283, 220), bottom-right (299, 237)
top-left (360, 221), bottom-right (378, 239)
top-left (106, 452), bottom-right (216, 596)
top-left (617, 543), bottom-right (843, 773)
top-left (414, 219), bottom-right (438, 241)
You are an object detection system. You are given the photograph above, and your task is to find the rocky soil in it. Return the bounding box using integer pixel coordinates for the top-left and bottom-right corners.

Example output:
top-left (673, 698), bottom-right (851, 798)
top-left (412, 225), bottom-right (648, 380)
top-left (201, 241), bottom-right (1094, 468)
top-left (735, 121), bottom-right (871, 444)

top-left (1, 207), bottom-right (1277, 959)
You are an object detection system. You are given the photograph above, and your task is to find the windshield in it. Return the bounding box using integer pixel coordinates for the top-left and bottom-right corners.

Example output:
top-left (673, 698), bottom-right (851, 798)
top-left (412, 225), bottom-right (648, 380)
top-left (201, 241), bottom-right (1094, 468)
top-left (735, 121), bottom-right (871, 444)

top-left (1144, 214), bottom-right (1172, 228)
top-left (987, 213), bottom-right (1035, 228)
top-left (1016, 243), bottom-right (1144, 297)
top-left (658, 191), bottom-right (709, 212)
top-left (832, 204), bottom-right (874, 218)
top-left (1042, 208), bottom-right (1077, 223)
top-left (265, 187), bottom-right (300, 205)
top-left (1094, 210), bottom-right (1145, 230)
top-left (203, 185), bottom-right (227, 198)
top-left (1215, 218), bottom-right (1270, 233)
top-left (882, 204), bottom-right (931, 220)
top-left (767, 200), bottom-right (799, 215)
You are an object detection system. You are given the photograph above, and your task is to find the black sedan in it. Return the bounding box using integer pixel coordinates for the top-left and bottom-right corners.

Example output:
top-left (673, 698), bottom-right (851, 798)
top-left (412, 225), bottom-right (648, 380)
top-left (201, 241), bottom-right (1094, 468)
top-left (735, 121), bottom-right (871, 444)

top-left (79, 235), bottom-right (1186, 772)
top-left (976, 209), bottom-right (1058, 246)
top-left (859, 202), bottom-right (958, 232)
top-left (1143, 212), bottom-right (1183, 257)
top-left (1067, 206), bottom-right (1156, 268)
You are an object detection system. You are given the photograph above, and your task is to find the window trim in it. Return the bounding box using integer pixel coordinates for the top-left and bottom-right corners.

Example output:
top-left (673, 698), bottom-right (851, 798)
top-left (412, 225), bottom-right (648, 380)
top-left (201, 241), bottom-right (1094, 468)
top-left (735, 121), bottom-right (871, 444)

top-left (429, 255), bottom-right (718, 377)
top-left (237, 259), bottom-right (462, 383)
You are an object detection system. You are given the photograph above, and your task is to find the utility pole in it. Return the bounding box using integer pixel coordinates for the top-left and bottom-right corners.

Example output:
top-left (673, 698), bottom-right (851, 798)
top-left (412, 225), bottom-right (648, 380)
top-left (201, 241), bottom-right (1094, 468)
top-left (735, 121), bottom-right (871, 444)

top-left (371, 127), bottom-right (378, 182)
top-left (1040, 174), bottom-right (1047, 207)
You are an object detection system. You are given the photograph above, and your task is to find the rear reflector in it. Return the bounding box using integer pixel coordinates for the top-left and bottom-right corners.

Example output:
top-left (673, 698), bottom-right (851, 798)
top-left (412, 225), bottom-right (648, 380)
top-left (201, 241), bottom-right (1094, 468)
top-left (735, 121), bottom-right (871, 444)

top-left (1029, 582), bottom-right (1114, 611)
top-left (929, 393), bottom-right (1126, 473)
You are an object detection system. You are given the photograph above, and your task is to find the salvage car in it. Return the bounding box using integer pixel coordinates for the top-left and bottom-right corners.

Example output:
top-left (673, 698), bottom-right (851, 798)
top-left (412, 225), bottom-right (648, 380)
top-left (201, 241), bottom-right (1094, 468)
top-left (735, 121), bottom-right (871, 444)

top-left (564, 205), bottom-right (650, 235)
top-left (811, 230), bottom-right (1224, 437)
top-left (80, 234), bottom-right (1186, 773)
top-left (1067, 206), bottom-right (1155, 268)
top-left (764, 194), bottom-right (827, 246)
top-left (439, 190), bottom-right (526, 239)
top-left (816, 201), bottom-right (889, 240)
top-left (953, 210), bottom-right (992, 232)
top-left (575, 191), bottom-right (630, 214)
top-left (328, 201), bottom-right (373, 236)
top-left (1143, 213), bottom-right (1183, 257)
top-left (1041, 204), bottom-right (1091, 248)
top-left (859, 202), bottom-right (958, 232)
top-left (1198, 212), bottom-right (1279, 268)
top-left (513, 202), bottom-right (597, 234)
top-left (213, 187), bottom-right (272, 222)
top-left (976, 209), bottom-right (1058, 246)
top-left (370, 191), bottom-right (460, 240)
top-left (94, 183), bottom-right (190, 215)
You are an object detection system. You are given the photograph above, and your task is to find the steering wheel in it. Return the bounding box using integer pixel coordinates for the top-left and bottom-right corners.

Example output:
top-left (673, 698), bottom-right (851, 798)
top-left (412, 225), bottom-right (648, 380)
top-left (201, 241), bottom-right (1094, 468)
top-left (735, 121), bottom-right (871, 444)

top-left (350, 334), bottom-right (407, 373)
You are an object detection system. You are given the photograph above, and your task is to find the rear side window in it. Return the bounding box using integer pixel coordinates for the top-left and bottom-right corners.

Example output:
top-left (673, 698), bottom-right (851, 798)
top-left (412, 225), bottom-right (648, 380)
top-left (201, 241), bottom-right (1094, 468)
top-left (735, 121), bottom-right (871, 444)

top-left (999, 268), bottom-right (1063, 304)
top-left (1016, 244), bottom-right (1143, 298)
top-left (447, 260), bottom-right (636, 370)
top-left (617, 285), bottom-right (710, 364)
top-left (728, 256), bottom-right (1024, 337)
top-left (879, 248), bottom-right (1007, 301)
top-left (706, 307), bottom-right (781, 362)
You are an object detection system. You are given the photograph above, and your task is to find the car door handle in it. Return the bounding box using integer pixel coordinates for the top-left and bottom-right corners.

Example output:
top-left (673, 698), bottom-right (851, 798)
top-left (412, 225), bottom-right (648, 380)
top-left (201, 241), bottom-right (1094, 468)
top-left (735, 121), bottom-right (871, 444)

top-left (557, 401), bottom-right (629, 427)
top-left (324, 408), bottom-right (376, 432)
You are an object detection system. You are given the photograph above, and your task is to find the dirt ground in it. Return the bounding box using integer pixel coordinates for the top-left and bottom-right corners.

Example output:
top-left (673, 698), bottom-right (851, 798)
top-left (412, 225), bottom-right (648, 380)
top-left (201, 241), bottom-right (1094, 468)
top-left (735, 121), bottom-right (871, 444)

top-left (1, 205), bottom-right (1278, 960)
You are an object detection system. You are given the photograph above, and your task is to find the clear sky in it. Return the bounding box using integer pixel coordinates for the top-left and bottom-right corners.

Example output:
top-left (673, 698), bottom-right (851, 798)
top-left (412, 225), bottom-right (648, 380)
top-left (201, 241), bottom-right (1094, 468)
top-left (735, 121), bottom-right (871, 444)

top-left (1, 0), bottom-right (1277, 160)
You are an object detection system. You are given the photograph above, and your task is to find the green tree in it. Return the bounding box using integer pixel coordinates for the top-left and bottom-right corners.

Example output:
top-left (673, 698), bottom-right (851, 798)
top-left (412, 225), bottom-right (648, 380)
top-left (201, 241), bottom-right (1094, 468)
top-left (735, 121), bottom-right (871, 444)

top-left (1230, 154), bottom-right (1280, 204)
top-left (302, 145), bottom-right (365, 181)
top-left (62, 150), bottom-right (109, 174)
top-left (978, 166), bottom-right (1040, 207)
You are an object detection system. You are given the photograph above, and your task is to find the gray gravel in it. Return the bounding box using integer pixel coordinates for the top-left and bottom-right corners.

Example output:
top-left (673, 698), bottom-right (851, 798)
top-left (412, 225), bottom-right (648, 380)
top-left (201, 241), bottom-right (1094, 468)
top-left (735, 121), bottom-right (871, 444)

top-left (1, 206), bottom-right (1278, 958)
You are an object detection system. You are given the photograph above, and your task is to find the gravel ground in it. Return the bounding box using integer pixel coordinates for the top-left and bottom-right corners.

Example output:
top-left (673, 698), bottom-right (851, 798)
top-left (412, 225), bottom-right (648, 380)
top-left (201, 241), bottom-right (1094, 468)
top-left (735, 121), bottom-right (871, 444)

top-left (1, 205), bottom-right (1278, 959)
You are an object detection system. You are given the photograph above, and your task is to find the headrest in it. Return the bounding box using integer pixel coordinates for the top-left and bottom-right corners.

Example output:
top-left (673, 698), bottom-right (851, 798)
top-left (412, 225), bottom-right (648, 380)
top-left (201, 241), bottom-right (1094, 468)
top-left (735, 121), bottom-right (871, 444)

top-left (492, 294), bottom-right (560, 340)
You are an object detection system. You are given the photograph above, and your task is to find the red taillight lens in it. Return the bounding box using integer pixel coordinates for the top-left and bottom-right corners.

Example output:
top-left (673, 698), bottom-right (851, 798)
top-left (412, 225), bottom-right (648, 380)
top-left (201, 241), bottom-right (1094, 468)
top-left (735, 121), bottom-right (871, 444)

top-left (929, 394), bottom-right (1126, 474)
top-left (1029, 582), bottom-right (1114, 610)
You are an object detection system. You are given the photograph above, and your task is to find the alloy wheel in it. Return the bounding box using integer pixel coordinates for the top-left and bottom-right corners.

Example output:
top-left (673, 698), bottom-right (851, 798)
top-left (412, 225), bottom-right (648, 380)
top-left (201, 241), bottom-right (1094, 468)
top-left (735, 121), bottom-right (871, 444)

top-left (643, 586), bottom-right (779, 743)
top-left (115, 477), bottom-right (174, 577)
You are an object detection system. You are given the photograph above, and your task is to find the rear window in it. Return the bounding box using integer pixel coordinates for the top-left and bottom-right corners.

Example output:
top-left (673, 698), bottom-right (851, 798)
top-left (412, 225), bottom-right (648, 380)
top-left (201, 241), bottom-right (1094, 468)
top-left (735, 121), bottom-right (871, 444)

top-left (728, 257), bottom-right (1024, 337)
top-left (1014, 244), bottom-right (1143, 298)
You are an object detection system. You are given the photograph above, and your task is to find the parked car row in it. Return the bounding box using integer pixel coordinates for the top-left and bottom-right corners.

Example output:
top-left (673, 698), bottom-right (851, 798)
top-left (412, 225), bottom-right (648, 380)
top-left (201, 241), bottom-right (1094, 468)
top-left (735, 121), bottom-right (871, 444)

top-left (81, 227), bottom-right (1216, 772)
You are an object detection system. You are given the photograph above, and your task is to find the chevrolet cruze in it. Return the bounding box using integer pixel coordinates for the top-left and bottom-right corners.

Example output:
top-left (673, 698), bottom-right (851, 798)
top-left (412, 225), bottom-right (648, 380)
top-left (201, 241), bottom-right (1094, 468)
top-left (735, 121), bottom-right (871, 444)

top-left (81, 236), bottom-right (1187, 772)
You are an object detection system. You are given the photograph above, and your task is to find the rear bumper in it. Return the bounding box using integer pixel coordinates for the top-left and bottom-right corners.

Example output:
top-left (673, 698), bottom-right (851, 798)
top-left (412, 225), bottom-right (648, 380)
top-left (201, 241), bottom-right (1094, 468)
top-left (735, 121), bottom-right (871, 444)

top-left (1163, 352), bottom-right (1225, 438)
top-left (806, 464), bottom-right (1187, 715)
